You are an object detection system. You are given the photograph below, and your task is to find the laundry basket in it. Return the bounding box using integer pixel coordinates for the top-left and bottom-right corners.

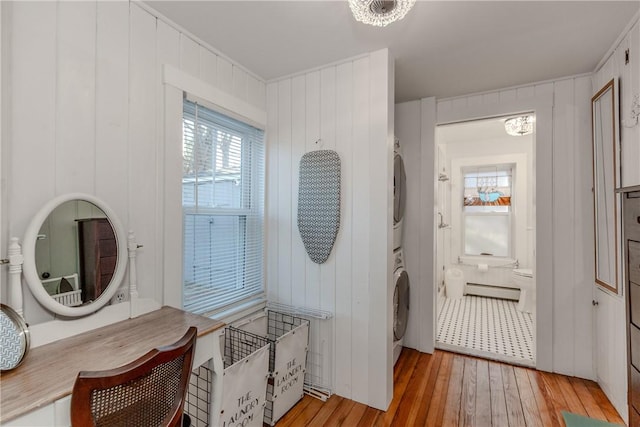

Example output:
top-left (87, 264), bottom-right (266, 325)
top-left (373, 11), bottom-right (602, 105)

top-left (237, 310), bottom-right (310, 426)
top-left (217, 327), bottom-right (270, 427)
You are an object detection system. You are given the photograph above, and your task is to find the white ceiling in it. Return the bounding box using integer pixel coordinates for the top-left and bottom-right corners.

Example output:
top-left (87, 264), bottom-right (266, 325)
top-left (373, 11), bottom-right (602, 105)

top-left (147, 1), bottom-right (639, 102)
top-left (437, 115), bottom-right (530, 144)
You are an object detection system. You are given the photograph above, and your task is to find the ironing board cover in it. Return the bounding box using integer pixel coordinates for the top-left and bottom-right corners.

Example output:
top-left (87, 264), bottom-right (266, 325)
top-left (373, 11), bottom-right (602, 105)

top-left (297, 150), bottom-right (341, 264)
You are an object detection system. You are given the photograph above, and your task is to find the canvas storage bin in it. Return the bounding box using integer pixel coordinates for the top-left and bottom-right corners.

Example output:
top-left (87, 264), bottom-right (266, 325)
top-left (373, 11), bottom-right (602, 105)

top-left (238, 310), bottom-right (310, 426)
top-left (218, 326), bottom-right (270, 427)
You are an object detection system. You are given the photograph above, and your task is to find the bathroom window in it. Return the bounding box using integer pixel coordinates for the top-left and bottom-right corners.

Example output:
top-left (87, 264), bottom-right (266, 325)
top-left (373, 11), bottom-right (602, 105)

top-left (182, 100), bottom-right (265, 316)
top-left (462, 166), bottom-right (512, 257)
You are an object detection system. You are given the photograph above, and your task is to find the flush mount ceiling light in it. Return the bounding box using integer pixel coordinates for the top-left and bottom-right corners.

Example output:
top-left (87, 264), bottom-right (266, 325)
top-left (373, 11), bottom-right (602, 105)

top-left (348, 0), bottom-right (416, 27)
top-left (504, 115), bottom-right (534, 136)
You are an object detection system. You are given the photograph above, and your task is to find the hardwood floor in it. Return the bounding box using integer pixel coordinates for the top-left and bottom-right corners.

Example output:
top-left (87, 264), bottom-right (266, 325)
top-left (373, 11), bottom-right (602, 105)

top-left (276, 349), bottom-right (625, 426)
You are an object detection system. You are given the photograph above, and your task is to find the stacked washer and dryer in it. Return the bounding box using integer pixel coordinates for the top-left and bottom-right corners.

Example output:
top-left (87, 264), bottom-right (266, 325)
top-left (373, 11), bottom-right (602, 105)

top-left (393, 138), bottom-right (410, 366)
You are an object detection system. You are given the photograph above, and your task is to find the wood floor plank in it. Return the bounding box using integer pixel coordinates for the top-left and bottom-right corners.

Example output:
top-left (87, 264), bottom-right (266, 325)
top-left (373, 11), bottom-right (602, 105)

top-left (389, 352), bottom-right (433, 427)
top-left (412, 351), bottom-right (444, 426)
top-left (426, 351), bottom-right (453, 426)
top-left (376, 348), bottom-right (420, 425)
top-left (513, 366), bottom-right (543, 427)
top-left (488, 362), bottom-right (508, 427)
top-left (501, 364), bottom-right (526, 427)
top-left (526, 369), bottom-right (562, 427)
top-left (442, 354), bottom-right (465, 426)
top-left (279, 396), bottom-right (324, 427)
top-left (460, 357), bottom-right (477, 427)
top-left (322, 398), bottom-right (356, 427)
top-left (583, 379), bottom-right (625, 424)
top-left (569, 376), bottom-right (608, 421)
top-left (276, 350), bottom-right (623, 427)
top-left (340, 401), bottom-right (368, 427)
top-left (475, 359), bottom-right (492, 427)
top-left (555, 373), bottom-right (588, 416)
top-left (540, 371), bottom-right (571, 417)
top-left (306, 395), bottom-right (344, 427)
top-left (393, 348), bottom-right (410, 383)
top-left (357, 406), bottom-right (381, 427)
top-left (275, 394), bottom-right (314, 427)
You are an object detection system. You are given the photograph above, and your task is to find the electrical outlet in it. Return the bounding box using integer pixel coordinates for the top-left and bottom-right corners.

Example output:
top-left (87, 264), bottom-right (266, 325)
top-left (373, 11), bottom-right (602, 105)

top-left (111, 288), bottom-right (127, 304)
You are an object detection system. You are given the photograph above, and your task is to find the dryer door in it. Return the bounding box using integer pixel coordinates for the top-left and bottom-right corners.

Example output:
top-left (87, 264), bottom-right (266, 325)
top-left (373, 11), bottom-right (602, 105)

top-left (393, 269), bottom-right (410, 340)
top-left (394, 153), bottom-right (406, 225)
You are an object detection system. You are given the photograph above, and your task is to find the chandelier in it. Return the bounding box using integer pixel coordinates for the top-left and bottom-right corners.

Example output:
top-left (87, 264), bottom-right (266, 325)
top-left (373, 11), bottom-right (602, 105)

top-left (348, 0), bottom-right (416, 27)
top-left (504, 115), bottom-right (534, 136)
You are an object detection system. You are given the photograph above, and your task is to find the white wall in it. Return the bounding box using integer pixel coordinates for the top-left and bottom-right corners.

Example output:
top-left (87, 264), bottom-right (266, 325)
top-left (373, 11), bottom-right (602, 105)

top-left (265, 50), bottom-right (394, 410)
top-left (1, 1), bottom-right (266, 324)
top-left (592, 17), bottom-right (640, 421)
top-left (395, 100), bottom-right (435, 353)
top-left (396, 74), bottom-right (594, 380)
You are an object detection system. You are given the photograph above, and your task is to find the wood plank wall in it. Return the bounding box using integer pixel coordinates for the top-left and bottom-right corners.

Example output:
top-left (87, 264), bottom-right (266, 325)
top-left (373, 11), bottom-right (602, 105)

top-left (5, 1), bottom-right (266, 324)
top-left (396, 75), bottom-right (594, 378)
top-left (265, 50), bottom-right (394, 409)
top-left (592, 19), bottom-right (640, 420)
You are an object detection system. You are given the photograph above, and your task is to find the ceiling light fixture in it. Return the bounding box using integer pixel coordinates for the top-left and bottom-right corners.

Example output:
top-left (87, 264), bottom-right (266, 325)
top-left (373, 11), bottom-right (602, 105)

top-left (504, 115), bottom-right (534, 136)
top-left (348, 0), bottom-right (416, 27)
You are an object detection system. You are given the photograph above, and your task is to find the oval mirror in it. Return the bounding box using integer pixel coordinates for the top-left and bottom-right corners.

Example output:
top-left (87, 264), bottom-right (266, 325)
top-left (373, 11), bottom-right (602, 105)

top-left (22, 194), bottom-right (128, 317)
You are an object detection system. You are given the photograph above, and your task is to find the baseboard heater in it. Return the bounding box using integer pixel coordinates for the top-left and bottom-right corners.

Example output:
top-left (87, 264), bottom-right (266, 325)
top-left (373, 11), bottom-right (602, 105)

top-left (465, 282), bottom-right (520, 301)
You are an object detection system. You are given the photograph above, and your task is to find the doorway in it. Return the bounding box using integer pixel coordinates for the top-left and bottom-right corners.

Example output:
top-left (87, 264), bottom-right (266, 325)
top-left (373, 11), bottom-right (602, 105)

top-left (434, 115), bottom-right (536, 367)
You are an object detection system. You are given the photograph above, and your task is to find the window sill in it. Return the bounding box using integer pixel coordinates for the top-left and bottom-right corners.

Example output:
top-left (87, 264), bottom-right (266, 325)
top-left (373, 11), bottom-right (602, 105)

top-left (207, 296), bottom-right (267, 324)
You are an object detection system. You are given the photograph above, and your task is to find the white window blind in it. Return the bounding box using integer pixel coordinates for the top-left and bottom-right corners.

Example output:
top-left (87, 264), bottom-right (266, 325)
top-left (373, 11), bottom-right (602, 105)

top-left (182, 99), bottom-right (265, 316)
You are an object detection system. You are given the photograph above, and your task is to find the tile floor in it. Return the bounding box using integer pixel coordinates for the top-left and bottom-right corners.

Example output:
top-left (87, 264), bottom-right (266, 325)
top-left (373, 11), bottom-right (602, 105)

top-left (436, 295), bottom-right (535, 366)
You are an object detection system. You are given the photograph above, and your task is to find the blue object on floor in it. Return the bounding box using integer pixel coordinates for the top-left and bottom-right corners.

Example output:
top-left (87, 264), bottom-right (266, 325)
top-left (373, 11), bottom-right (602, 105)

top-left (561, 411), bottom-right (623, 427)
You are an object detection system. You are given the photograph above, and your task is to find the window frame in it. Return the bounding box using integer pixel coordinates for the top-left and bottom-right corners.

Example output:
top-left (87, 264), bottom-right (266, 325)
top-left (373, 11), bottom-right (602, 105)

top-left (461, 165), bottom-right (515, 258)
top-left (181, 98), bottom-right (265, 317)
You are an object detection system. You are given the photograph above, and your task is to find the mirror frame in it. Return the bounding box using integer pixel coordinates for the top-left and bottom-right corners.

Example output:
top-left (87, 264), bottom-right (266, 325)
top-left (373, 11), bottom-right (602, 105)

top-left (591, 78), bottom-right (621, 294)
top-left (22, 193), bottom-right (128, 317)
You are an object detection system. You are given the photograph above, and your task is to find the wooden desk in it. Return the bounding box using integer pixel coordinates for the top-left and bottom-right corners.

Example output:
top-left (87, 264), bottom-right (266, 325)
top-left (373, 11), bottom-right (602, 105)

top-left (0, 306), bottom-right (225, 425)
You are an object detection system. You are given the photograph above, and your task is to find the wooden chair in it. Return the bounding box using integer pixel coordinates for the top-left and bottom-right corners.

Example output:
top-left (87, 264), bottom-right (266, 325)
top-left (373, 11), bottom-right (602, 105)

top-left (70, 326), bottom-right (197, 427)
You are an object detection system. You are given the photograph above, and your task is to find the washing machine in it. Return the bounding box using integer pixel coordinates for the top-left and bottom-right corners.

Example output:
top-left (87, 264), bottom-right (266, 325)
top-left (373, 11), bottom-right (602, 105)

top-left (393, 139), bottom-right (406, 250)
top-left (393, 248), bottom-right (410, 365)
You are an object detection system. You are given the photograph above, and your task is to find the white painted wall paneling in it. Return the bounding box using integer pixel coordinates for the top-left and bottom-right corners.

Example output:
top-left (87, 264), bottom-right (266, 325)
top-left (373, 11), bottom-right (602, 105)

top-left (334, 61), bottom-right (354, 397)
top-left (277, 79), bottom-right (292, 307)
top-left (367, 48), bottom-right (393, 411)
top-left (5, 1), bottom-right (267, 323)
top-left (265, 49), bottom-right (393, 410)
top-left (10, 2), bottom-right (58, 324)
top-left (394, 100), bottom-right (421, 351)
top-left (129, 4), bottom-right (158, 302)
top-left (95, 1), bottom-right (129, 233)
top-left (419, 97), bottom-right (437, 354)
top-left (350, 56), bottom-right (371, 404)
top-left (0, 1), bottom-right (5, 301)
top-left (407, 83), bottom-right (568, 370)
top-left (290, 74), bottom-right (307, 311)
top-left (55, 1), bottom-right (96, 196)
top-left (592, 17), bottom-right (640, 423)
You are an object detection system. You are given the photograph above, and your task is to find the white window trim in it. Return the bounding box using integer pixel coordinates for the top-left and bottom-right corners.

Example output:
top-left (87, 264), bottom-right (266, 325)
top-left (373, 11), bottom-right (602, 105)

top-left (162, 65), bottom-right (267, 313)
top-left (163, 65), bottom-right (266, 130)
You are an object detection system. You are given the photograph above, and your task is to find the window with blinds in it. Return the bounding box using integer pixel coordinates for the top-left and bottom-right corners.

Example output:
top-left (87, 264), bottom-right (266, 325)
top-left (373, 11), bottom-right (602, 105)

top-left (462, 166), bottom-right (513, 257)
top-left (182, 99), bottom-right (265, 316)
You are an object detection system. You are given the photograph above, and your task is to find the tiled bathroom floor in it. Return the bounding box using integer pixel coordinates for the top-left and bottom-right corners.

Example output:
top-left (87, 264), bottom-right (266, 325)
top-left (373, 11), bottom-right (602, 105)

top-left (436, 295), bottom-right (535, 366)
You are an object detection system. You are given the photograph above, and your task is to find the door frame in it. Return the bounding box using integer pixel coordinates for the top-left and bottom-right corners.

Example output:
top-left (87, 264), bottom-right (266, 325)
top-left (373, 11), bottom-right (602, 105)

top-left (419, 93), bottom-right (553, 371)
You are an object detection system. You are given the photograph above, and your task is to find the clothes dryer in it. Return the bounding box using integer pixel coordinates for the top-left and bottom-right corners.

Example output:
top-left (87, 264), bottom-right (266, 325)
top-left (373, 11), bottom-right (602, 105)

top-left (393, 248), bottom-right (410, 365)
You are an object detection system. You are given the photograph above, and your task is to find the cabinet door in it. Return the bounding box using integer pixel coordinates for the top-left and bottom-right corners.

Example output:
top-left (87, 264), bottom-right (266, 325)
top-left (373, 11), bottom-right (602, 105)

top-left (9, 404), bottom-right (54, 426)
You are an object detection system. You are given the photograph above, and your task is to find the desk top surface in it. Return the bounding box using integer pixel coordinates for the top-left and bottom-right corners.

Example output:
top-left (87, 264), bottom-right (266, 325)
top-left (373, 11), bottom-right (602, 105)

top-left (0, 306), bottom-right (224, 423)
